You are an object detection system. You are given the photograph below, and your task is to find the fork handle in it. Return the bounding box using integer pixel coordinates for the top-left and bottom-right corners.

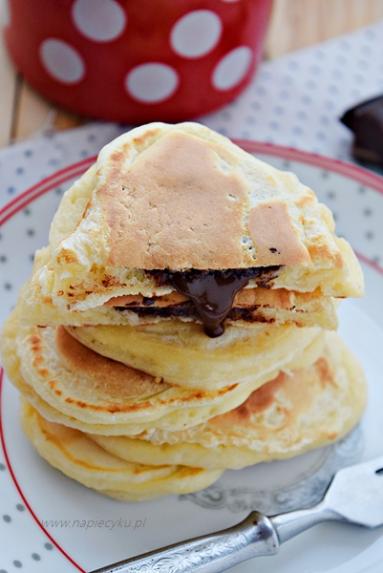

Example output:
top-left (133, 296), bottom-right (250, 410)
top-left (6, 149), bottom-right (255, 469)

top-left (90, 511), bottom-right (279, 573)
top-left (271, 501), bottom-right (339, 544)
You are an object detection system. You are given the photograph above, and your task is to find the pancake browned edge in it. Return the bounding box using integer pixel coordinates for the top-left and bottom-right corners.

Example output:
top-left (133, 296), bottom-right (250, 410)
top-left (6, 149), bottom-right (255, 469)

top-left (18, 268), bottom-right (339, 331)
top-left (21, 402), bottom-right (223, 501)
top-left (20, 122), bottom-right (363, 336)
top-left (89, 333), bottom-right (367, 470)
top-left (1, 308), bottom-right (324, 433)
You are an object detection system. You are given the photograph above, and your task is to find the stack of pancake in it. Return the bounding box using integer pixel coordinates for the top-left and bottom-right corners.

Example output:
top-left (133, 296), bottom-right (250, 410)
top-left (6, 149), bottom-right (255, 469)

top-left (1, 123), bottom-right (366, 501)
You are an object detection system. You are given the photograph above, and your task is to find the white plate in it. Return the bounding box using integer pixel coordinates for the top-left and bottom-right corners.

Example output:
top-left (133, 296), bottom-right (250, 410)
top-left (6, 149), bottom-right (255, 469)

top-left (1, 142), bottom-right (383, 573)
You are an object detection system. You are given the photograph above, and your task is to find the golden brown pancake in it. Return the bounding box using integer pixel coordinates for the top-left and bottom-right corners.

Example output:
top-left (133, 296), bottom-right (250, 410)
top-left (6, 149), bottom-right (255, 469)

top-left (0, 122), bottom-right (366, 504)
top-left (90, 333), bottom-right (366, 470)
top-left (22, 123), bottom-right (362, 333)
top-left (22, 402), bottom-right (222, 501)
top-left (1, 309), bottom-right (324, 434)
top-left (18, 248), bottom-right (338, 331)
top-left (67, 320), bottom-right (321, 389)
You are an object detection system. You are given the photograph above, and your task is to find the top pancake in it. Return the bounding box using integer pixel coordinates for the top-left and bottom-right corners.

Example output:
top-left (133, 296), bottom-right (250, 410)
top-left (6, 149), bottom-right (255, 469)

top-left (32, 122), bottom-right (362, 311)
top-left (19, 247), bottom-right (338, 329)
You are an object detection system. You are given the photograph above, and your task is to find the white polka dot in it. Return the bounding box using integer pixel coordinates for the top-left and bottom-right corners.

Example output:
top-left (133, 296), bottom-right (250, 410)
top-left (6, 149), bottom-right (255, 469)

top-left (125, 63), bottom-right (178, 103)
top-left (40, 39), bottom-right (85, 84)
top-left (212, 46), bottom-right (252, 90)
top-left (171, 10), bottom-right (222, 58)
top-left (3, 0), bottom-right (10, 26)
top-left (72, 0), bottom-right (126, 42)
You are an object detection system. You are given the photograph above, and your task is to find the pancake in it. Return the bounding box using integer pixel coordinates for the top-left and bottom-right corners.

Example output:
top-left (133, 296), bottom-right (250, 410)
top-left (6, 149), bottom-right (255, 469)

top-left (102, 284), bottom-right (338, 331)
top-left (19, 251), bottom-right (338, 330)
top-left (29, 123), bottom-right (362, 326)
top-left (22, 402), bottom-right (222, 501)
top-left (1, 310), bottom-right (324, 435)
top-left (67, 320), bottom-right (321, 389)
top-left (0, 121), bottom-right (367, 505)
top-left (90, 334), bottom-right (366, 470)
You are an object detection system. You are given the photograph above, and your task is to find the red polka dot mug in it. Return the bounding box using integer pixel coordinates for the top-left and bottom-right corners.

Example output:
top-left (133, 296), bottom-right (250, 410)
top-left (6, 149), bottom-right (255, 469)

top-left (3, 0), bottom-right (273, 123)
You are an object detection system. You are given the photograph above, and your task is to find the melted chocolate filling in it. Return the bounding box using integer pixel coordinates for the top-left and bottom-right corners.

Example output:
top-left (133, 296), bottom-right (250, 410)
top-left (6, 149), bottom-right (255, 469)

top-left (138, 266), bottom-right (281, 338)
top-left (115, 302), bottom-right (272, 324)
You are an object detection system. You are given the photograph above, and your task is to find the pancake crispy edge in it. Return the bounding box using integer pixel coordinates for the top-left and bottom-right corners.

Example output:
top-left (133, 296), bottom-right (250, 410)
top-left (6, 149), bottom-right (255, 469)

top-left (90, 333), bottom-right (367, 469)
top-left (30, 122), bottom-right (363, 311)
top-left (21, 402), bottom-right (222, 501)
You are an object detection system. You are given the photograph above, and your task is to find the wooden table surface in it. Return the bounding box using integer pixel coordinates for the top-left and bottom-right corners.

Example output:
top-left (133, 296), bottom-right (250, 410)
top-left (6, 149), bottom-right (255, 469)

top-left (1, 0), bottom-right (382, 148)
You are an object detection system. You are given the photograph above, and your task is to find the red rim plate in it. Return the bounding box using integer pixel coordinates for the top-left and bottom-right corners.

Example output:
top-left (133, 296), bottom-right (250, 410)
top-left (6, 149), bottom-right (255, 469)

top-left (1, 140), bottom-right (383, 572)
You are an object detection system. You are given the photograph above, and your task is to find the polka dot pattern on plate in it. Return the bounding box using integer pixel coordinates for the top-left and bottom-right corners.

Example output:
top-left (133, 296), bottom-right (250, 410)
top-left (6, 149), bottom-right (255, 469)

top-left (72, 0), bottom-right (126, 42)
top-left (212, 46), bottom-right (252, 90)
top-left (40, 39), bottom-right (85, 84)
top-left (170, 10), bottom-right (222, 58)
top-left (125, 63), bottom-right (178, 103)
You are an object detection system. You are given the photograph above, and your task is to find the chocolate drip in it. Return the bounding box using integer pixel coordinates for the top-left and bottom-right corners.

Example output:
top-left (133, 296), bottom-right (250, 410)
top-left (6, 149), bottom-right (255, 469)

top-left (149, 267), bottom-right (280, 338)
top-left (115, 302), bottom-right (272, 323)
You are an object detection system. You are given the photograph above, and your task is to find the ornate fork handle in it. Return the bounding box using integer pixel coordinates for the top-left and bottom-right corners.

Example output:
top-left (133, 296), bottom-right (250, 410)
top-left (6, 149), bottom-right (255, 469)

top-left (90, 502), bottom-right (339, 573)
top-left (90, 512), bottom-right (279, 573)
top-left (89, 456), bottom-right (383, 573)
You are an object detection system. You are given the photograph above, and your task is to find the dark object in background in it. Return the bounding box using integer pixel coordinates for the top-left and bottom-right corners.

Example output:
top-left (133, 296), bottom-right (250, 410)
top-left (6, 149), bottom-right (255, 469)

top-left (340, 95), bottom-right (383, 166)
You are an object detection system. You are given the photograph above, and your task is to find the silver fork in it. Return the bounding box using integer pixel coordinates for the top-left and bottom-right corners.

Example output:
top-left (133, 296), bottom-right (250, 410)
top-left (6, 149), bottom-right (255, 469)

top-left (90, 456), bottom-right (383, 573)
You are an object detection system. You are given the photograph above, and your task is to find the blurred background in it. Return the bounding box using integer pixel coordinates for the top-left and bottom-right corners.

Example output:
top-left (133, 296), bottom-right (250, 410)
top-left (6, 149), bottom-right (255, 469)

top-left (1, 0), bottom-right (382, 148)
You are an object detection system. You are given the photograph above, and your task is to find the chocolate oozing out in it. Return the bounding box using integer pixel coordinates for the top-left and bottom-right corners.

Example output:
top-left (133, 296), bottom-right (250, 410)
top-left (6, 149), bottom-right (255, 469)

top-left (340, 95), bottom-right (383, 165)
top-left (132, 267), bottom-right (280, 337)
top-left (115, 302), bottom-right (272, 324)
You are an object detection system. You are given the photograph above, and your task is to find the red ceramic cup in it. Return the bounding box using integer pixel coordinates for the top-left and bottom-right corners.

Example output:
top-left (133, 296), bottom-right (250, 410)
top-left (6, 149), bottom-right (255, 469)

top-left (4, 0), bottom-right (273, 123)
